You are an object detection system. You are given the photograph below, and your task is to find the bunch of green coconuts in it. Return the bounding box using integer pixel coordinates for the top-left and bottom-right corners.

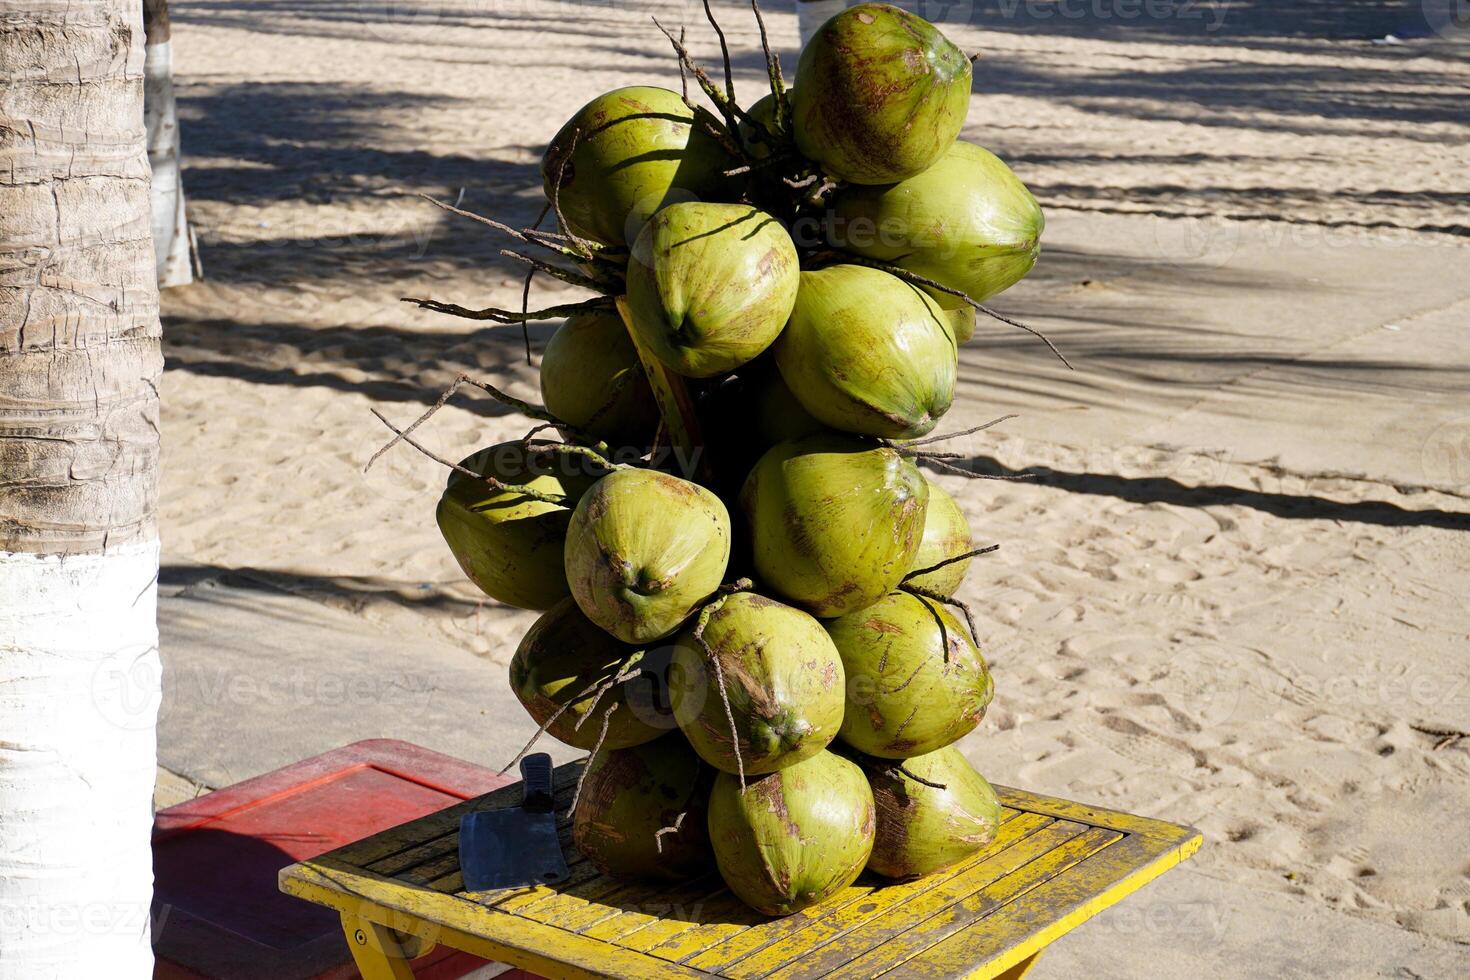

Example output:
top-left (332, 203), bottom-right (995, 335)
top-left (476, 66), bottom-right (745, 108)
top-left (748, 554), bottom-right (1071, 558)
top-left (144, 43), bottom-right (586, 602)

top-left (424, 3), bottom-right (1049, 917)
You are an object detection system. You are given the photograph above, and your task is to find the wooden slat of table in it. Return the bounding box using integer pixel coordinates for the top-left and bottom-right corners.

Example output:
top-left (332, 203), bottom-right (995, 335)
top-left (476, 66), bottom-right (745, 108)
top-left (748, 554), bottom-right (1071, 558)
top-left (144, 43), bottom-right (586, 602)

top-left (719, 811), bottom-right (1053, 979)
top-left (280, 761), bottom-right (1201, 980)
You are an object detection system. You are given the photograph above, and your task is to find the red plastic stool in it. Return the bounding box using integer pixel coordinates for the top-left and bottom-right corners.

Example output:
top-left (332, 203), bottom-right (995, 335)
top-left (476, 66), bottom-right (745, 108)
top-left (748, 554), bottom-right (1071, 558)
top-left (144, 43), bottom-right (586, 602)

top-left (153, 739), bottom-right (541, 979)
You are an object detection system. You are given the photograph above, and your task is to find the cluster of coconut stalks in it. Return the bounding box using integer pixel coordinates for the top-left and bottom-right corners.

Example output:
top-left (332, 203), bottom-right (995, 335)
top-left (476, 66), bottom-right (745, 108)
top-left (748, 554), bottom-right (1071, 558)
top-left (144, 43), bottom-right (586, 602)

top-left (401, 0), bottom-right (1067, 370)
top-left (367, 1), bottom-right (1066, 914)
top-left (369, 378), bottom-right (1013, 799)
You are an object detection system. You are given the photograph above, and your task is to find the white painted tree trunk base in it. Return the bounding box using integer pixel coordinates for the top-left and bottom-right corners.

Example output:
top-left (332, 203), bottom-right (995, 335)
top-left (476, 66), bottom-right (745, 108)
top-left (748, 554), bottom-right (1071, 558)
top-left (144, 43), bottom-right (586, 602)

top-left (0, 541), bottom-right (161, 979)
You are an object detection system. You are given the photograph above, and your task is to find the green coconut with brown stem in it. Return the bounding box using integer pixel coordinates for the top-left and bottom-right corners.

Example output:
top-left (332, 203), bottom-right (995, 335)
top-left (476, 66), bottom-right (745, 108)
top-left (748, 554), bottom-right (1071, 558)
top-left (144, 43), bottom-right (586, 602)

top-left (564, 468), bottom-right (731, 643)
top-left (774, 265), bottom-right (959, 440)
top-left (572, 734), bottom-right (715, 879)
top-left (625, 202), bottom-right (800, 379)
top-left (542, 85), bottom-right (735, 248)
top-left (539, 310), bottom-right (659, 450)
top-left (831, 140), bottom-right (1045, 308)
top-left (707, 750), bottom-right (875, 915)
top-left (827, 590), bottom-right (993, 758)
top-left (436, 443), bottom-right (600, 611)
top-left (740, 433), bottom-right (929, 618)
top-left (793, 3), bottom-right (972, 185)
top-left (863, 745), bottom-right (1002, 879)
top-left (670, 592), bottom-right (845, 776)
top-left (905, 479), bottom-right (974, 597)
top-left (509, 597), bottom-right (675, 751)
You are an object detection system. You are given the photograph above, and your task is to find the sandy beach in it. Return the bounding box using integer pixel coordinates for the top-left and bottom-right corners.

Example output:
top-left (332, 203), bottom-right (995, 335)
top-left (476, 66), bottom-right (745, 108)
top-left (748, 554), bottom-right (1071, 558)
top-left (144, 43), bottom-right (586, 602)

top-left (154, 0), bottom-right (1470, 961)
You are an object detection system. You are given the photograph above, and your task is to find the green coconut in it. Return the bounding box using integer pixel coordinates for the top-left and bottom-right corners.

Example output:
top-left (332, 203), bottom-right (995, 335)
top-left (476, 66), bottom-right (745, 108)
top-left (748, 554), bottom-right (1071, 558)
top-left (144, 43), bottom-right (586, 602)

top-left (572, 734), bottom-right (715, 879)
top-left (746, 358), bottom-right (825, 446)
top-left (793, 4), bottom-right (971, 185)
top-left (905, 479), bottom-right (974, 597)
top-left (831, 140), bottom-right (1044, 305)
top-left (827, 590), bottom-right (993, 758)
top-left (738, 90), bottom-right (791, 162)
top-left (670, 592), bottom-right (845, 775)
top-left (625, 202), bottom-right (800, 378)
top-left (932, 291), bottom-right (976, 344)
top-left (864, 746), bottom-right (1002, 880)
top-left (774, 265), bottom-right (958, 439)
top-left (707, 750), bottom-right (875, 915)
top-left (697, 364), bottom-right (824, 511)
top-left (436, 443), bottom-right (599, 610)
top-left (509, 597), bottom-right (674, 750)
top-left (539, 310), bottom-right (659, 450)
top-left (564, 468), bottom-right (731, 643)
top-left (739, 433), bottom-right (928, 618)
top-left (542, 86), bottom-right (734, 247)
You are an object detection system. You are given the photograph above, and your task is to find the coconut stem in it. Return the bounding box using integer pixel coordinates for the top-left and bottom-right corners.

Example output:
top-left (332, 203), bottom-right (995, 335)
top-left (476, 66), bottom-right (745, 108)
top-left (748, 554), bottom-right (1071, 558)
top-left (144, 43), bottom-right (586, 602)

top-left (570, 702), bottom-right (620, 813)
top-left (400, 295), bottom-right (616, 324)
top-left (677, 26), bottom-right (690, 102)
top-left (904, 415), bottom-right (1018, 447)
top-left (750, 0), bottom-right (789, 137)
top-left (364, 372), bottom-right (612, 474)
top-left (498, 661), bottom-right (641, 776)
top-left (614, 296), bottom-right (707, 474)
top-left (902, 582), bottom-right (981, 653)
top-left (499, 248), bottom-right (610, 293)
top-left (693, 594), bottom-right (747, 789)
top-left (830, 253), bottom-right (1072, 369)
top-left (653, 811), bottom-right (687, 854)
top-left (717, 577), bottom-right (754, 596)
top-left (517, 267), bottom-right (537, 364)
top-left (571, 664), bottom-right (644, 732)
top-left (902, 545), bottom-right (1000, 584)
top-left (700, 0), bottom-right (739, 134)
top-left (651, 17), bottom-right (754, 166)
top-left (900, 587), bottom-right (952, 665)
top-left (416, 192), bottom-right (604, 267)
top-left (547, 125), bottom-right (599, 262)
top-left (367, 408), bottom-right (568, 505)
top-left (525, 439), bottom-right (631, 474)
top-left (894, 765), bottom-right (948, 791)
top-left (910, 454), bottom-right (1038, 482)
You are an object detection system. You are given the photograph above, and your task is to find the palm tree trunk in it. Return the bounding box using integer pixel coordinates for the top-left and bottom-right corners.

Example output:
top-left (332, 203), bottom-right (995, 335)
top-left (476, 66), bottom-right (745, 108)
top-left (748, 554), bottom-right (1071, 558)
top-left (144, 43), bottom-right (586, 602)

top-left (144, 0), bottom-right (196, 286)
top-left (0, 2), bottom-right (163, 976)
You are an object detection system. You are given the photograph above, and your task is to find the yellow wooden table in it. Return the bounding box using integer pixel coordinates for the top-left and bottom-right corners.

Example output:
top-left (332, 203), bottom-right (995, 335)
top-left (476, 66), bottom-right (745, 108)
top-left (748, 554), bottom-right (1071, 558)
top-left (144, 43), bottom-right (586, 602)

top-left (279, 760), bottom-right (1200, 979)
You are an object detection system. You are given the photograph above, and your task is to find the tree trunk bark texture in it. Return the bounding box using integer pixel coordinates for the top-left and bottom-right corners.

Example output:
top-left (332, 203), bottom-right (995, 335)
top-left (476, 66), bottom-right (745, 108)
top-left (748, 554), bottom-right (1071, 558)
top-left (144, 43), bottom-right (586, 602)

top-left (1, 1), bottom-right (163, 976)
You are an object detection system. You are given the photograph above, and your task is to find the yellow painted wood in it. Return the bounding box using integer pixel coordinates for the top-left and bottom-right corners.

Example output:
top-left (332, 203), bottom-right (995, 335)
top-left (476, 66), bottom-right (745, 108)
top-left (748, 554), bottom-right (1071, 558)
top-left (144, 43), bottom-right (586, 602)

top-left (902, 832), bottom-right (1202, 979)
top-left (579, 874), bottom-right (733, 943)
top-left (281, 761), bottom-right (1201, 980)
top-left (991, 951), bottom-right (1042, 980)
top-left (339, 914), bottom-right (420, 980)
top-left (762, 819), bottom-right (1084, 980)
top-left (720, 812), bottom-right (1054, 978)
top-left (289, 863), bottom-right (710, 979)
top-left (993, 784), bottom-right (1185, 842)
top-left (827, 828), bottom-right (1121, 980)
